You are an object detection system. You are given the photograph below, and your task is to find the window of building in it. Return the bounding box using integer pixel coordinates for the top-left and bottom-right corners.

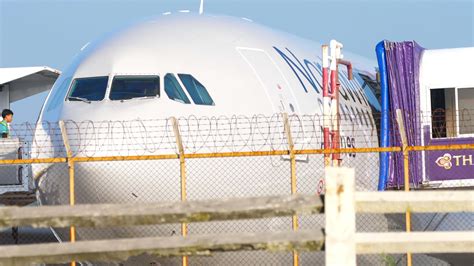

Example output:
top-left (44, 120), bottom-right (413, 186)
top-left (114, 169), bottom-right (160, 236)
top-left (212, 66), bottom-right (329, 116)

top-left (429, 87), bottom-right (474, 137)
top-left (164, 74), bottom-right (191, 104)
top-left (458, 87), bottom-right (474, 135)
top-left (67, 76), bottom-right (108, 102)
top-left (110, 76), bottom-right (160, 101)
top-left (178, 74), bottom-right (215, 106)
top-left (430, 88), bottom-right (455, 138)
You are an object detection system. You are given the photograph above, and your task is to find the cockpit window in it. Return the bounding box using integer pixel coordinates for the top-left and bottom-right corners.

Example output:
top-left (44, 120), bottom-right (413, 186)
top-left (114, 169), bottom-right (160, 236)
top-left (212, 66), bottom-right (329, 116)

top-left (68, 76), bottom-right (108, 102)
top-left (110, 75), bottom-right (160, 101)
top-left (164, 74), bottom-right (191, 104)
top-left (178, 74), bottom-right (215, 106)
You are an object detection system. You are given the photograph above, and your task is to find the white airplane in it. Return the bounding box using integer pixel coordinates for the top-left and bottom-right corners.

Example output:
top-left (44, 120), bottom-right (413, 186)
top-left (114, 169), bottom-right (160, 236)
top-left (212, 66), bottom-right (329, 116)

top-left (26, 10), bottom-right (472, 266)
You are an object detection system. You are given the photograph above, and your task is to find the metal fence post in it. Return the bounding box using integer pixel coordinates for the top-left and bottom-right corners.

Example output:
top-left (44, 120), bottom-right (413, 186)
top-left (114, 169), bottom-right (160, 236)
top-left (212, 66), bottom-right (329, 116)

top-left (325, 167), bottom-right (356, 266)
top-left (59, 120), bottom-right (76, 266)
top-left (283, 113), bottom-right (299, 266)
top-left (171, 117), bottom-right (188, 266)
top-left (322, 44), bottom-right (332, 168)
top-left (395, 109), bottom-right (412, 266)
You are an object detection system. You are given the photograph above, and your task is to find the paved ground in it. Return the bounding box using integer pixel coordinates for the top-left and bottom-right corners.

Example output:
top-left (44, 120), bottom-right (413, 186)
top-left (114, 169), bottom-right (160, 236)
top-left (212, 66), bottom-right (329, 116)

top-left (0, 227), bottom-right (58, 245)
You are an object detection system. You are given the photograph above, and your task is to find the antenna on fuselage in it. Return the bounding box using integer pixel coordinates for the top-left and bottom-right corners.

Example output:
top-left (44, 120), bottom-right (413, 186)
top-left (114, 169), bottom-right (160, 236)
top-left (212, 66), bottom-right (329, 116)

top-left (199, 0), bottom-right (204, 14)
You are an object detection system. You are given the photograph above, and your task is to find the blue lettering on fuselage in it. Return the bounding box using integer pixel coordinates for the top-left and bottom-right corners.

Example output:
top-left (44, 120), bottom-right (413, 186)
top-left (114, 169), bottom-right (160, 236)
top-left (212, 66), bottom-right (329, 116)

top-left (273, 46), bottom-right (380, 158)
top-left (273, 46), bottom-right (370, 109)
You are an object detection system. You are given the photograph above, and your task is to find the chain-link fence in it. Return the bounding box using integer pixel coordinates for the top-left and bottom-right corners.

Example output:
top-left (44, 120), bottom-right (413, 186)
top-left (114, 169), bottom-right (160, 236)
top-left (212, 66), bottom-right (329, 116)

top-left (1, 110), bottom-right (473, 265)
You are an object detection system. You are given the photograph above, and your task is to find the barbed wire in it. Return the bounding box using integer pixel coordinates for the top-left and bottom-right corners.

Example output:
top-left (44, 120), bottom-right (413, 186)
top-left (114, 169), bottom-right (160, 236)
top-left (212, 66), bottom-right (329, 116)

top-left (5, 109), bottom-right (474, 158)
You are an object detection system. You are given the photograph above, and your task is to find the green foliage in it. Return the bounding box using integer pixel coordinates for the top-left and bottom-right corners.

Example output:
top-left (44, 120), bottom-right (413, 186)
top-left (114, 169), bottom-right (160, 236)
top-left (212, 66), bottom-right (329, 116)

top-left (381, 253), bottom-right (397, 266)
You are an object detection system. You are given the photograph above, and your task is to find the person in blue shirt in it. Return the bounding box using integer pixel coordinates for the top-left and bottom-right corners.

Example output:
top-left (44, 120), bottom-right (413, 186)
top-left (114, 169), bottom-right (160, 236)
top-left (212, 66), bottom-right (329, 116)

top-left (1, 109), bottom-right (13, 138)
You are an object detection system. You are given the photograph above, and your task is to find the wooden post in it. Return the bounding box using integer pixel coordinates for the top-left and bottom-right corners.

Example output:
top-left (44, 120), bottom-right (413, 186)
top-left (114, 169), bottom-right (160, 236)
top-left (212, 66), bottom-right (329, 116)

top-left (59, 120), bottom-right (76, 266)
top-left (283, 113), bottom-right (299, 266)
top-left (395, 109), bottom-right (412, 266)
top-left (325, 167), bottom-right (356, 266)
top-left (171, 117), bottom-right (188, 266)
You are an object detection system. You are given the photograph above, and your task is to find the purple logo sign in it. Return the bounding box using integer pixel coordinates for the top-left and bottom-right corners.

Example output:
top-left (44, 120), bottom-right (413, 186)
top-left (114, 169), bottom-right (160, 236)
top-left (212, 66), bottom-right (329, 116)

top-left (435, 153), bottom-right (453, 170)
top-left (434, 153), bottom-right (473, 170)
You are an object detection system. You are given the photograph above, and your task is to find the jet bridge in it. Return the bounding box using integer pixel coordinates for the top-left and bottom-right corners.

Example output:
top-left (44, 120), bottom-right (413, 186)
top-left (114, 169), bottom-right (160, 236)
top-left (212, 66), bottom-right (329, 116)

top-left (376, 41), bottom-right (474, 190)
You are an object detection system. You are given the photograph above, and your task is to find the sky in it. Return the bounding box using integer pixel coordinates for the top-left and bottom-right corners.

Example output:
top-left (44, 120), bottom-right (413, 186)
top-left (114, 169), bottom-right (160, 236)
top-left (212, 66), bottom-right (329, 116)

top-left (0, 0), bottom-right (473, 122)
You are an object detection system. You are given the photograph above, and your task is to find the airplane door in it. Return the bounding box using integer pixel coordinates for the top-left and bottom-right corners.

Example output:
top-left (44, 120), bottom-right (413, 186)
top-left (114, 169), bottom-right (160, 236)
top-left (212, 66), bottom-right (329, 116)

top-left (237, 47), bottom-right (300, 114)
top-left (237, 47), bottom-right (308, 162)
